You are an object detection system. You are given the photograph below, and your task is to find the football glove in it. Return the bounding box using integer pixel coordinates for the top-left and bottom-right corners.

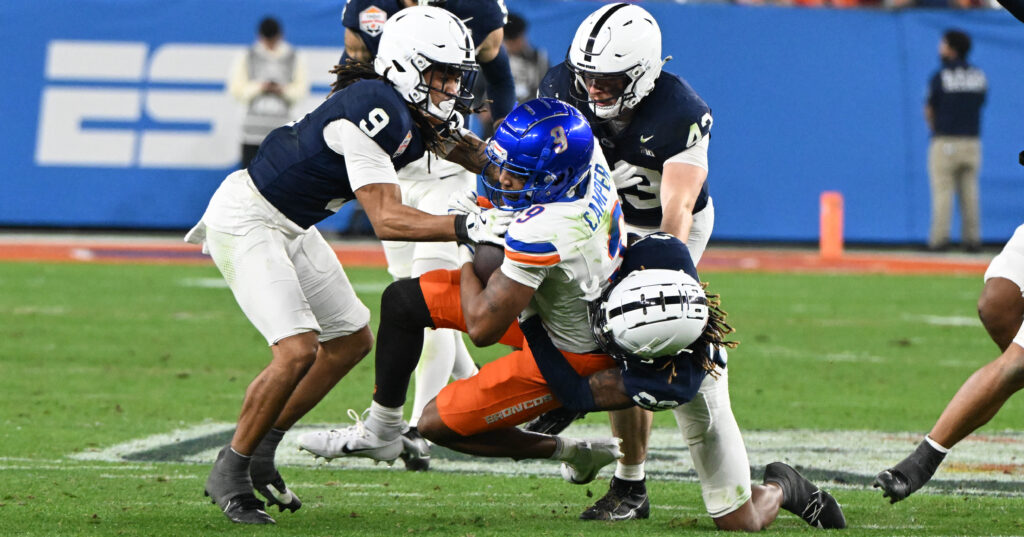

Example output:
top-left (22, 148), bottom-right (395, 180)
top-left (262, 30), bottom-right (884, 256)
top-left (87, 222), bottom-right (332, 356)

top-left (454, 209), bottom-right (511, 246)
top-left (447, 189), bottom-right (482, 218)
top-left (610, 161), bottom-right (642, 190)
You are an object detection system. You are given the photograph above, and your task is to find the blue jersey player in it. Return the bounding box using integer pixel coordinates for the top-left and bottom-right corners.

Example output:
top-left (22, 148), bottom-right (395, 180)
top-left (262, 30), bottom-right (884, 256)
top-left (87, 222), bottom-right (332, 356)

top-left (338, 0), bottom-right (516, 471)
top-left (535, 2), bottom-right (719, 522)
top-left (522, 233), bottom-right (847, 531)
top-left (187, 7), bottom-right (510, 525)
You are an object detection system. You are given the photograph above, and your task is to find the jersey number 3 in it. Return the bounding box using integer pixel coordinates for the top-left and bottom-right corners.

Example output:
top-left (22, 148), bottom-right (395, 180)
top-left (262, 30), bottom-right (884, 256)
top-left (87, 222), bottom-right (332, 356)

top-left (359, 108), bottom-right (390, 137)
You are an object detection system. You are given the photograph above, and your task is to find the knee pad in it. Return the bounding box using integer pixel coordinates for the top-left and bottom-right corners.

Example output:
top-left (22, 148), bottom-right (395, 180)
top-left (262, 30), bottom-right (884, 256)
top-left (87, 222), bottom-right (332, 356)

top-left (380, 278), bottom-right (433, 330)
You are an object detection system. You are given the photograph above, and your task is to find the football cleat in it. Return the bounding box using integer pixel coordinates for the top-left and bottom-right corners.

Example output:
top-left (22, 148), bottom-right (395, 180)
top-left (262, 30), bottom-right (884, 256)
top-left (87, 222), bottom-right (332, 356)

top-left (763, 462), bottom-right (846, 530)
top-left (399, 426), bottom-right (431, 472)
top-left (560, 437), bottom-right (623, 485)
top-left (297, 409), bottom-right (403, 462)
top-left (523, 407), bottom-right (587, 435)
top-left (205, 447), bottom-right (275, 524)
top-left (873, 440), bottom-right (946, 504)
top-left (251, 469), bottom-right (301, 513)
top-left (580, 477), bottom-right (650, 521)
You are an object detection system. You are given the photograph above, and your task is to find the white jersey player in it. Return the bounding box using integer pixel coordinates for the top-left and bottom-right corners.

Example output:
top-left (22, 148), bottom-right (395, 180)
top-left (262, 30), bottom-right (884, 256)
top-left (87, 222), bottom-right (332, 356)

top-left (297, 98), bottom-right (628, 483)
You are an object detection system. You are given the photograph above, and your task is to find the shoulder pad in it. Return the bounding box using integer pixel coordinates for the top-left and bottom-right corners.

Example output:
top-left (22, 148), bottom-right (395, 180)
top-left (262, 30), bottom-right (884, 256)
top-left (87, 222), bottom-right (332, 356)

top-left (621, 357), bottom-right (707, 411)
top-left (451, 0), bottom-right (506, 38)
top-left (504, 214), bottom-right (562, 268)
top-left (645, 73), bottom-right (712, 150)
top-left (539, 63), bottom-right (572, 101)
top-left (339, 80), bottom-right (415, 156)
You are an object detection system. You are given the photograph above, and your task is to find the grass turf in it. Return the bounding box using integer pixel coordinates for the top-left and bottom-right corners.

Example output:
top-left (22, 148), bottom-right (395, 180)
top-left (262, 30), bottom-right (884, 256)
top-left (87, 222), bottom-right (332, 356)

top-left (0, 261), bottom-right (1019, 536)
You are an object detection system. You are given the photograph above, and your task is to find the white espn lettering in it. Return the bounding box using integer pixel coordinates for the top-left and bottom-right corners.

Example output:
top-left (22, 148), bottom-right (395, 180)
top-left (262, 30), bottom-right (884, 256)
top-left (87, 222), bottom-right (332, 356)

top-left (35, 40), bottom-right (341, 169)
top-left (483, 394), bottom-right (554, 424)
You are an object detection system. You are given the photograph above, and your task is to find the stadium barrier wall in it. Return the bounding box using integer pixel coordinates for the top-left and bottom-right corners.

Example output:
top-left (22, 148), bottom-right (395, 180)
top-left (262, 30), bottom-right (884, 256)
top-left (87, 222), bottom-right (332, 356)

top-left (2, 0), bottom-right (1021, 242)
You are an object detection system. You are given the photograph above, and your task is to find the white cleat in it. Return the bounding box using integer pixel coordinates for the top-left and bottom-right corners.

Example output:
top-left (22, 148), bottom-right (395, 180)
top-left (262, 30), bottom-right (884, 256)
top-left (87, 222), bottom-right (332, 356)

top-left (560, 437), bottom-right (623, 485)
top-left (298, 409), bottom-right (403, 463)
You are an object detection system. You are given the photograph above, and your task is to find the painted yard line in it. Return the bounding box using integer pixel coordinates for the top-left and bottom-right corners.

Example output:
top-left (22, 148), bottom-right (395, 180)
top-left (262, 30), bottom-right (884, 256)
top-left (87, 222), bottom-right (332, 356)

top-left (69, 423), bottom-right (1024, 497)
top-left (0, 239), bottom-right (989, 275)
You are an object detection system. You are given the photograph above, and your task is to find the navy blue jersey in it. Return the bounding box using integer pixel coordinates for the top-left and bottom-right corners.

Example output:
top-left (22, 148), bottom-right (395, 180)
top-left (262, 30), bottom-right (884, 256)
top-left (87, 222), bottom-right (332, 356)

top-left (540, 63), bottom-right (712, 228)
top-left (524, 233), bottom-right (721, 412)
top-left (622, 344), bottom-right (726, 411)
top-left (927, 59), bottom-right (986, 137)
top-left (248, 79), bottom-right (426, 229)
top-left (341, 0), bottom-right (506, 57)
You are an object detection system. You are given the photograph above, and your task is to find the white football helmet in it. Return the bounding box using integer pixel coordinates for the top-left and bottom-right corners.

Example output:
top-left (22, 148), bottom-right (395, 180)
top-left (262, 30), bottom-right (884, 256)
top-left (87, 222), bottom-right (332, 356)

top-left (566, 3), bottom-right (663, 120)
top-left (374, 6), bottom-right (478, 121)
top-left (591, 269), bottom-right (709, 365)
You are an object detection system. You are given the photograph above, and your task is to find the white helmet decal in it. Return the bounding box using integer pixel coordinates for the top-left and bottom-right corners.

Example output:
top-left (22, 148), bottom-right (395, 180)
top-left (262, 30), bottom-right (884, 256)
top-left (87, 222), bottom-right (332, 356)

top-left (592, 269), bottom-right (709, 364)
top-left (567, 3), bottom-right (663, 119)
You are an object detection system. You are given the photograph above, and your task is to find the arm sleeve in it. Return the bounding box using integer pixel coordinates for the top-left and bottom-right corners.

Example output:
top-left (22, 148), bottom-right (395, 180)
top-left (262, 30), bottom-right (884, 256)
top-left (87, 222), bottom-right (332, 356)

top-left (519, 316), bottom-right (599, 412)
top-left (480, 46), bottom-right (516, 120)
top-left (324, 119), bottom-right (400, 191)
top-left (500, 261), bottom-right (548, 289)
top-left (664, 133), bottom-right (710, 171)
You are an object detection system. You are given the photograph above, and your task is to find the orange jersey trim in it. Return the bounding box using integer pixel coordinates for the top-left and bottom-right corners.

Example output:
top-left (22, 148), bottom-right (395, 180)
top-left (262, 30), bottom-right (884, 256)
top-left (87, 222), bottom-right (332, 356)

top-left (505, 249), bottom-right (561, 266)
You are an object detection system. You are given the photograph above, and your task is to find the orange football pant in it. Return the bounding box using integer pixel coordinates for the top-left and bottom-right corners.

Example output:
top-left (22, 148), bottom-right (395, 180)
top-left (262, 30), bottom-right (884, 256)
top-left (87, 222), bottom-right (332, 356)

top-left (419, 269), bottom-right (616, 436)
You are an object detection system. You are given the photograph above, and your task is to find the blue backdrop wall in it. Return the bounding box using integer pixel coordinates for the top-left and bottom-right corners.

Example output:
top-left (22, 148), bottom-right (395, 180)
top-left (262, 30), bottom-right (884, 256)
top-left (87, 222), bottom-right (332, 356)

top-left (2, 0), bottom-right (1021, 242)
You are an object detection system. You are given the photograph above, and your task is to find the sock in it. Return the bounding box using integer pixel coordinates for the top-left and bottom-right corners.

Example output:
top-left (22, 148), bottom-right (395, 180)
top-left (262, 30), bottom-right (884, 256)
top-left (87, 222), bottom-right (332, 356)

top-left (253, 428), bottom-right (285, 459)
top-left (410, 327), bottom-right (456, 426)
top-left (366, 401), bottom-right (404, 441)
top-left (896, 439), bottom-right (946, 486)
top-left (924, 435), bottom-right (950, 454)
top-left (222, 446), bottom-right (252, 473)
top-left (551, 436), bottom-right (580, 461)
top-left (373, 279), bottom-right (433, 407)
top-left (615, 461), bottom-right (645, 482)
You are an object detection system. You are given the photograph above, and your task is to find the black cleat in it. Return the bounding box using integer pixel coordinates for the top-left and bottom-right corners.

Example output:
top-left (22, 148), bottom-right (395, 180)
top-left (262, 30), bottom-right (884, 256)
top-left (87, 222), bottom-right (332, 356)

top-left (764, 462), bottom-right (845, 529)
top-left (204, 490), bottom-right (276, 524)
top-left (252, 470), bottom-right (302, 513)
top-left (399, 427), bottom-right (431, 472)
top-left (873, 440), bottom-right (946, 504)
top-left (580, 477), bottom-right (650, 521)
top-left (524, 407), bottom-right (587, 435)
top-left (205, 446), bottom-right (276, 524)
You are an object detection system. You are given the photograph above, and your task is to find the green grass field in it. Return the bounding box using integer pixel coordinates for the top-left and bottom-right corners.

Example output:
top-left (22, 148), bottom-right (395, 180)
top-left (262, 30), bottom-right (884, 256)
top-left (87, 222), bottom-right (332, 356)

top-left (2, 260), bottom-right (1021, 536)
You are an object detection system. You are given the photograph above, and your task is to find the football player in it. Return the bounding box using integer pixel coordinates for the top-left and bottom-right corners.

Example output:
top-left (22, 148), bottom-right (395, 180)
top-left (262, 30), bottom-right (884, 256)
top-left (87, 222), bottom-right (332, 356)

top-left (875, 223), bottom-right (1024, 503)
top-left (187, 7), bottom-right (510, 524)
top-left (534, 3), bottom-right (718, 519)
top-left (298, 98), bottom-right (626, 480)
top-left (338, 0), bottom-right (516, 471)
top-left (521, 232), bottom-right (847, 531)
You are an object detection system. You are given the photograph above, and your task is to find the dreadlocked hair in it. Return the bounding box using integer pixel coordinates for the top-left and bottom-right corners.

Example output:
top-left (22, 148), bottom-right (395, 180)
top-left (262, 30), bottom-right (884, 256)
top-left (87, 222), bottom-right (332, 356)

top-left (691, 281), bottom-right (737, 378)
top-left (654, 281), bottom-right (738, 382)
top-left (328, 60), bottom-right (472, 156)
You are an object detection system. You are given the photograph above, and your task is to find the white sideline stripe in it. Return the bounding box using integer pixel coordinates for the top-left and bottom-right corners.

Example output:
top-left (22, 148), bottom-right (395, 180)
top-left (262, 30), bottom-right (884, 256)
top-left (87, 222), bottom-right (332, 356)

top-left (67, 423), bottom-right (1024, 495)
top-left (902, 314), bottom-right (980, 327)
top-left (177, 279), bottom-right (389, 294)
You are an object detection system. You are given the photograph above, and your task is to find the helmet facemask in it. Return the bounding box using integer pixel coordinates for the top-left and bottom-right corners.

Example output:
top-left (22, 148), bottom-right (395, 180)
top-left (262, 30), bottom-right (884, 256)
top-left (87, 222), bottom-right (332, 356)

top-left (567, 63), bottom-right (646, 120)
top-left (482, 139), bottom-right (577, 211)
top-left (410, 57), bottom-right (478, 123)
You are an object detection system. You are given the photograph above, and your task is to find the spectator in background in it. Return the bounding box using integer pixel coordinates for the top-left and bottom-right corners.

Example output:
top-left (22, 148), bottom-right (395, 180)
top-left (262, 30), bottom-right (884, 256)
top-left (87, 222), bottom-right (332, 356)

top-left (229, 17), bottom-right (310, 169)
top-left (925, 29), bottom-right (987, 253)
top-left (505, 13), bottom-right (548, 106)
top-left (473, 12), bottom-right (548, 138)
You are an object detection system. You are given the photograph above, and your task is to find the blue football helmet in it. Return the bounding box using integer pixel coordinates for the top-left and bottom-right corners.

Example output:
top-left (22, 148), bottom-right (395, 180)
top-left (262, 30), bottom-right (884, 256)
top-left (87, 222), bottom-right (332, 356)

top-left (482, 98), bottom-right (594, 211)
